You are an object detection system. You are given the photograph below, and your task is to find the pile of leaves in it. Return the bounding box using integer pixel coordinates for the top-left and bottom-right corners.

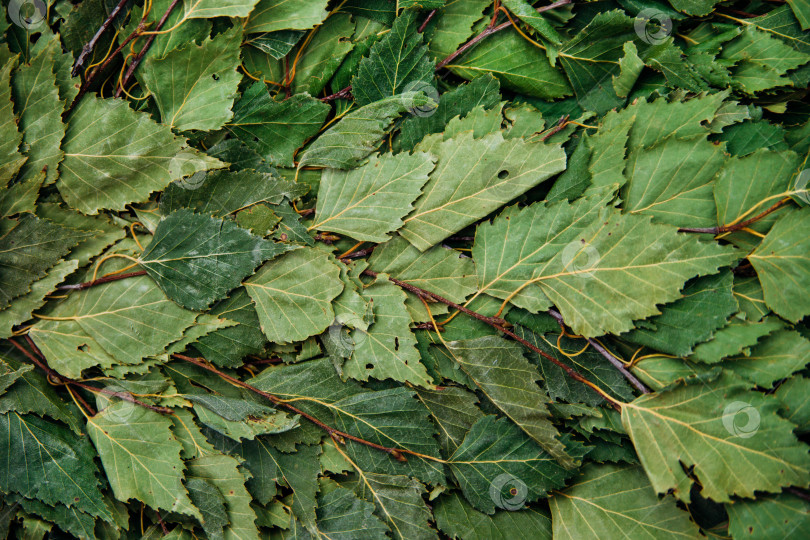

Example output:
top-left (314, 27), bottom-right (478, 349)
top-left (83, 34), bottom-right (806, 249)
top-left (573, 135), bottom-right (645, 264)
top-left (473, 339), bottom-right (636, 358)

top-left (2, 0), bottom-right (810, 538)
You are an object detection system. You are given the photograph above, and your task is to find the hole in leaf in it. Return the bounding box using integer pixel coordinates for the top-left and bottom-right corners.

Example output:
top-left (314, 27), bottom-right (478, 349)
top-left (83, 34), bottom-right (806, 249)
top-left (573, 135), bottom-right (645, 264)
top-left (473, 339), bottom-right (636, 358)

top-left (498, 170), bottom-right (509, 179)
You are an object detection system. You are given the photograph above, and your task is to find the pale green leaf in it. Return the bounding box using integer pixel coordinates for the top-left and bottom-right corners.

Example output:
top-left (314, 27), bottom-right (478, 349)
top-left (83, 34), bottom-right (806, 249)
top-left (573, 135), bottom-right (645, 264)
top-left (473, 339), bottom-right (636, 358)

top-left (245, 0), bottom-right (330, 33)
top-left (140, 26), bottom-right (243, 132)
top-left (245, 247), bottom-right (343, 343)
top-left (298, 92), bottom-right (433, 169)
top-left (87, 402), bottom-right (200, 518)
top-left (622, 372), bottom-right (810, 502)
top-left (58, 95), bottom-right (223, 214)
top-left (399, 130), bottom-right (566, 251)
top-left (310, 151), bottom-right (435, 242)
top-left (549, 463), bottom-right (701, 539)
top-left (749, 209), bottom-right (810, 322)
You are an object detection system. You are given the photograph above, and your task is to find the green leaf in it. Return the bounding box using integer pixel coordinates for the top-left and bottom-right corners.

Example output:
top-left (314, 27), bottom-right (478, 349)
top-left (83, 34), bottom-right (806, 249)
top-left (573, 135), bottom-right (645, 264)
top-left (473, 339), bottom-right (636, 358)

top-left (289, 13), bottom-right (356, 96)
top-left (621, 271), bottom-right (738, 356)
top-left (428, 0), bottom-right (489, 59)
top-left (448, 415), bottom-right (577, 513)
top-left (0, 412), bottom-right (112, 521)
top-left (160, 168), bottom-right (309, 217)
top-left (353, 10), bottom-right (435, 106)
top-left (445, 336), bottom-right (574, 468)
top-left (622, 372), bottom-right (810, 502)
top-left (140, 26), bottom-right (243, 132)
top-left (368, 235), bottom-right (477, 321)
top-left (749, 208), bottom-right (810, 322)
top-left (138, 209), bottom-right (293, 310)
top-left (11, 39), bottom-right (65, 185)
top-left (0, 258), bottom-right (78, 339)
top-left (58, 95), bottom-right (223, 214)
top-left (0, 347), bottom-right (83, 434)
top-left (245, 247), bottom-right (343, 343)
top-left (87, 402), bottom-right (201, 518)
top-left (0, 214), bottom-right (83, 308)
top-left (185, 454), bottom-right (259, 540)
top-left (30, 270), bottom-right (198, 373)
top-left (0, 54), bottom-right (25, 185)
top-left (316, 486), bottom-right (389, 540)
top-left (414, 386), bottom-right (483, 457)
top-left (714, 149), bottom-right (799, 236)
top-left (8, 494), bottom-right (98, 540)
top-left (245, 0), bottom-right (330, 33)
top-left (399, 129), bottom-right (566, 251)
top-left (194, 288), bottom-right (268, 367)
top-left (727, 493), bottom-right (810, 539)
top-left (298, 92), bottom-right (434, 169)
top-left (474, 197), bottom-right (739, 337)
top-left (448, 29), bottom-right (571, 100)
top-left (186, 478), bottom-right (228, 540)
top-left (433, 491), bottom-right (552, 540)
top-left (398, 74), bottom-right (501, 151)
top-left (342, 276), bottom-right (432, 386)
top-left (353, 471), bottom-right (437, 540)
top-left (501, 0), bottom-right (562, 44)
top-left (182, 0), bottom-right (262, 18)
top-left (123, 0), bottom-right (212, 61)
top-left (690, 317), bottom-right (783, 364)
top-left (310, 151), bottom-right (435, 242)
top-left (720, 26), bottom-right (810, 93)
top-left (774, 376), bottom-right (810, 432)
top-left (549, 463), bottom-right (701, 539)
top-left (723, 329), bottom-right (810, 388)
top-left (788, 0), bottom-right (810, 29)
top-left (226, 83), bottom-right (329, 167)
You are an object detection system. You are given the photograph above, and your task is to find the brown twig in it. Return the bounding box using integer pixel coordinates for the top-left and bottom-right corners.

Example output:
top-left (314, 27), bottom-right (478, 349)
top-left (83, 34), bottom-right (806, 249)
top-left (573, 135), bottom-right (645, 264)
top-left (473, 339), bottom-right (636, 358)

top-left (57, 270), bottom-right (147, 291)
top-left (321, 85), bottom-right (353, 102)
top-left (9, 338), bottom-right (171, 415)
top-left (362, 268), bottom-right (508, 328)
top-left (547, 309), bottom-right (650, 394)
top-left (417, 9), bottom-right (438, 33)
top-left (73, 0), bottom-right (133, 76)
top-left (171, 354), bottom-right (409, 462)
top-left (678, 197), bottom-right (791, 234)
top-left (69, 29), bottom-right (143, 114)
top-left (541, 115), bottom-right (570, 141)
top-left (361, 270), bottom-right (623, 409)
top-left (115, 0), bottom-right (182, 97)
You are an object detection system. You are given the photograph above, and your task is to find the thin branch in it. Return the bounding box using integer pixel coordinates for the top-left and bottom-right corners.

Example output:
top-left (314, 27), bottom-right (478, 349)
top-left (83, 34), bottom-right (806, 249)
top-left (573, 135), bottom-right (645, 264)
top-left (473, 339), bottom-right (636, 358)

top-left (679, 197), bottom-right (791, 234)
top-left (9, 337), bottom-right (171, 415)
top-left (417, 9), bottom-right (438, 33)
top-left (361, 269), bottom-right (623, 409)
top-left (547, 309), bottom-right (650, 394)
top-left (115, 0), bottom-right (182, 97)
top-left (321, 85), bottom-right (353, 102)
top-left (171, 354), bottom-right (409, 462)
top-left (436, 0), bottom-right (571, 69)
top-left (69, 28), bottom-right (143, 114)
top-left (57, 270), bottom-right (147, 291)
top-left (73, 0), bottom-right (133, 76)
top-left (362, 268), bottom-right (508, 328)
